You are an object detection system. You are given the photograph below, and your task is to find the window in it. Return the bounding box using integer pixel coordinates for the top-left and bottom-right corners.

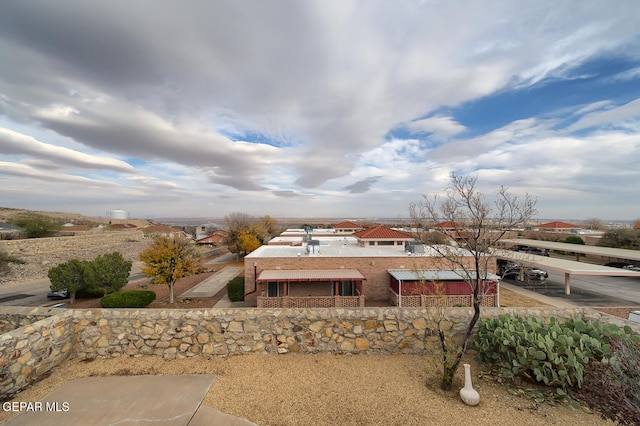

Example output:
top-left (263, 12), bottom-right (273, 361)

top-left (378, 240), bottom-right (395, 246)
top-left (336, 281), bottom-right (355, 296)
top-left (267, 282), bottom-right (285, 297)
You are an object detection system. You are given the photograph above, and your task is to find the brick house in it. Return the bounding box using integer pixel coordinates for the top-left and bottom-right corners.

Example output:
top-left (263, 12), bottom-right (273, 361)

top-left (244, 226), bottom-right (498, 308)
top-left (141, 225), bottom-right (189, 239)
top-left (196, 229), bottom-right (228, 246)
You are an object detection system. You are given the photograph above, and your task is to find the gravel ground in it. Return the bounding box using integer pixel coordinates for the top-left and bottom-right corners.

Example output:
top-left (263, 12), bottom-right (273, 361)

top-left (0, 353), bottom-right (611, 425)
top-left (0, 239), bottom-right (151, 287)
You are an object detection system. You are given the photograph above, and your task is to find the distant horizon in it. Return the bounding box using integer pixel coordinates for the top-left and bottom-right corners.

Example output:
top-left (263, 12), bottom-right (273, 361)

top-left (105, 214), bottom-right (636, 226)
top-left (1, 206), bottom-right (635, 226)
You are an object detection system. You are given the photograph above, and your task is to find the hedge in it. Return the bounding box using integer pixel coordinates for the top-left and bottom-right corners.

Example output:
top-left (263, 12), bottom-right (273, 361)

top-left (100, 290), bottom-right (156, 308)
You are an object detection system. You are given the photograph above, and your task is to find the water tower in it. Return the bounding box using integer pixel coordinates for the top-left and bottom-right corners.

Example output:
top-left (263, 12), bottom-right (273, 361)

top-left (109, 209), bottom-right (130, 220)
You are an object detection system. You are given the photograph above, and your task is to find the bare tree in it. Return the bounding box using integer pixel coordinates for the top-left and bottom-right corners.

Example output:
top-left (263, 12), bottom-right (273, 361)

top-left (410, 173), bottom-right (537, 390)
top-left (583, 217), bottom-right (606, 231)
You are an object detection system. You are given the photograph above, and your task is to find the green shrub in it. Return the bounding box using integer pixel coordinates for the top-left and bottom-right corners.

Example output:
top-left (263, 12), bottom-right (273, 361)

top-left (227, 277), bottom-right (245, 302)
top-left (473, 314), bottom-right (640, 391)
top-left (100, 290), bottom-right (156, 308)
top-left (76, 286), bottom-right (105, 298)
top-left (564, 235), bottom-right (586, 245)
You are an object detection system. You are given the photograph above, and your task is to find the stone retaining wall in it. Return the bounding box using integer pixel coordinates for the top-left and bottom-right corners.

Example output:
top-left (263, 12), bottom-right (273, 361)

top-left (1, 306), bottom-right (639, 399)
top-left (0, 308), bottom-right (60, 334)
top-left (0, 307), bottom-right (74, 399)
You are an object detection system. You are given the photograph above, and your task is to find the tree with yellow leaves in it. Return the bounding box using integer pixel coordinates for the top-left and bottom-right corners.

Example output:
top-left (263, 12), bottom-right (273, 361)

top-left (139, 236), bottom-right (202, 303)
top-left (224, 212), bottom-right (279, 259)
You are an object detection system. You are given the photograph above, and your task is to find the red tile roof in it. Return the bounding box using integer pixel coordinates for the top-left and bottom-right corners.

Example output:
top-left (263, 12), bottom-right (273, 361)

top-left (333, 221), bottom-right (362, 229)
top-left (142, 225), bottom-right (182, 233)
top-left (538, 221), bottom-right (581, 229)
top-left (352, 225), bottom-right (413, 240)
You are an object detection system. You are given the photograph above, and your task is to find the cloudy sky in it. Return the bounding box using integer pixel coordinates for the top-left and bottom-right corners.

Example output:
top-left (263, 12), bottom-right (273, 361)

top-left (1, 1), bottom-right (639, 221)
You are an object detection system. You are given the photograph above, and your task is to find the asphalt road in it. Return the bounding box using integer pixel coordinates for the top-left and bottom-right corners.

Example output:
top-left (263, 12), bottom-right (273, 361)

top-left (504, 269), bottom-right (640, 307)
top-left (0, 263), bottom-right (146, 308)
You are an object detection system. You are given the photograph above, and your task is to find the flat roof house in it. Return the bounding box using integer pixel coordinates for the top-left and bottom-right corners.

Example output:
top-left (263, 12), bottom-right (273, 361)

top-left (244, 225), bottom-right (498, 308)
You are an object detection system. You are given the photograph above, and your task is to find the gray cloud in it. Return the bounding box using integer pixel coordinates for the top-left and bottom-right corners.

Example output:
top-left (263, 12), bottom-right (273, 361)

top-left (0, 128), bottom-right (135, 172)
top-left (343, 177), bottom-right (381, 194)
top-left (273, 190), bottom-right (303, 198)
top-left (0, 1), bottom-right (639, 218)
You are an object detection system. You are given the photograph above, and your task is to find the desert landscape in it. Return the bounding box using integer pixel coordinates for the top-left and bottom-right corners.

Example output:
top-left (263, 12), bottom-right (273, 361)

top-left (0, 211), bottom-right (629, 424)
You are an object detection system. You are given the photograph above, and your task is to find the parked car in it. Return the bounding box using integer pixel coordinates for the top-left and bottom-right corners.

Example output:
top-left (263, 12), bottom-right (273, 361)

top-left (604, 262), bottom-right (634, 269)
top-left (524, 267), bottom-right (549, 281)
top-left (510, 246), bottom-right (549, 256)
top-left (498, 260), bottom-right (519, 278)
top-left (498, 260), bottom-right (548, 281)
top-left (520, 248), bottom-right (549, 256)
top-left (47, 289), bottom-right (68, 299)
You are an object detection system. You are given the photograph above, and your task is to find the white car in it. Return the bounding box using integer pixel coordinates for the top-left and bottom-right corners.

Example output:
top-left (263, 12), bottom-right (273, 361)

top-left (524, 268), bottom-right (548, 281)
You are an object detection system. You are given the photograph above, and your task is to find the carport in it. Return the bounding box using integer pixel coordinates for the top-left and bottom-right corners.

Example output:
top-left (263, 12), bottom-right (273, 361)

top-left (494, 240), bottom-right (640, 295)
top-left (501, 238), bottom-right (640, 263)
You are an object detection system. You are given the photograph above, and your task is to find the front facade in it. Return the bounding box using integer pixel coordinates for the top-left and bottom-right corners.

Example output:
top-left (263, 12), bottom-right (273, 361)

top-left (244, 229), bottom-right (498, 308)
top-left (255, 269), bottom-right (366, 308)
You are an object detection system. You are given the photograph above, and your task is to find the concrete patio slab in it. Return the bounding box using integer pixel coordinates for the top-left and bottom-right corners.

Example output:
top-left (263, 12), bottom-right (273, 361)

top-left (189, 406), bottom-right (257, 426)
top-left (179, 266), bottom-right (243, 299)
top-left (4, 374), bottom-right (215, 426)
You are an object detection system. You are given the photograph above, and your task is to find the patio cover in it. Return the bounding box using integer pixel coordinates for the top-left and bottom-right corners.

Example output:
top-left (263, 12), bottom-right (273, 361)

top-left (388, 269), bottom-right (500, 282)
top-left (256, 269), bottom-right (365, 282)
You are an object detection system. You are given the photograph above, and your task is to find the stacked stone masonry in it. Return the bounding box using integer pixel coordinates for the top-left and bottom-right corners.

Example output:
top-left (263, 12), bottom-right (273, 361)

top-left (0, 307), bottom-right (74, 399)
top-left (1, 306), bottom-right (638, 399)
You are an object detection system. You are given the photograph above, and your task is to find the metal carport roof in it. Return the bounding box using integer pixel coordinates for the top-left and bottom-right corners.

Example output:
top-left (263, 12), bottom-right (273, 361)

top-left (501, 238), bottom-right (640, 262)
top-left (493, 248), bottom-right (640, 295)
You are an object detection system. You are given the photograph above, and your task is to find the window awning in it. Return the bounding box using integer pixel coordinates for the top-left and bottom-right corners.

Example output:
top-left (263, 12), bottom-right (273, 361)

top-left (256, 269), bottom-right (365, 282)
